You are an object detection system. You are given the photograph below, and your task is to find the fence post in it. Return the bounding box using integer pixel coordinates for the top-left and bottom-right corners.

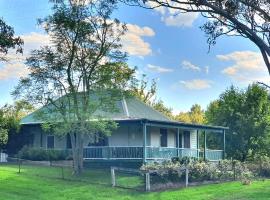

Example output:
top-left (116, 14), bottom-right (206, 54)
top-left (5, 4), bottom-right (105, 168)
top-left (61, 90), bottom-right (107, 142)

top-left (61, 166), bottom-right (64, 179)
top-left (18, 158), bottom-right (21, 173)
top-left (111, 167), bottom-right (116, 187)
top-left (232, 160), bottom-right (236, 181)
top-left (185, 168), bottom-right (189, 187)
top-left (145, 173), bottom-right (150, 191)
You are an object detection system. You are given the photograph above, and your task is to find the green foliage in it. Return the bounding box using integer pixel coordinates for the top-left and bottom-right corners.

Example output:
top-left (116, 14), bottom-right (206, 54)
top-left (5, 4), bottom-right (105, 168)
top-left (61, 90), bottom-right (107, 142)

top-left (0, 18), bottom-right (23, 61)
top-left (12, 0), bottom-right (134, 174)
top-left (152, 100), bottom-right (173, 119)
top-left (206, 84), bottom-right (270, 161)
top-left (130, 74), bottom-right (173, 119)
top-left (175, 104), bottom-right (206, 124)
top-left (0, 101), bottom-right (34, 149)
top-left (17, 146), bottom-right (71, 161)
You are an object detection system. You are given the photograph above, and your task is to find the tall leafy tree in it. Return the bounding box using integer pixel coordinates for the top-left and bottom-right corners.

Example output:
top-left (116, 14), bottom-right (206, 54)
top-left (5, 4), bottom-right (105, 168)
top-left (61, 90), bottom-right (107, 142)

top-left (13, 0), bottom-right (134, 175)
top-left (130, 74), bottom-right (157, 103)
top-left (152, 99), bottom-right (173, 119)
top-left (175, 104), bottom-right (206, 124)
top-left (206, 84), bottom-right (270, 161)
top-left (126, 0), bottom-right (270, 74)
top-left (0, 18), bottom-right (23, 61)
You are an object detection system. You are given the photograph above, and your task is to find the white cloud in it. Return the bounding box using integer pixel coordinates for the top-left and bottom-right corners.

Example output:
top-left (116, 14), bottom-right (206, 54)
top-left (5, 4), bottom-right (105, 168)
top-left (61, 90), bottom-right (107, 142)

top-left (0, 32), bottom-right (50, 81)
top-left (205, 66), bottom-right (209, 74)
top-left (121, 24), bottom-right (155, 57)
top-left (162, 12), bottom-right (199, 27)
top-left (217, 51), bottom-right (269, 84)
top-left (146, 64), bottom-right (173, 73)
top-left (0, 63), bottom-right (28, 80)
top-left (147, 1), bottom-right (199, 27)
top-left (182, 60), bottom-right (201, 71)
top-left (180, 79), bottom-right (213, 90)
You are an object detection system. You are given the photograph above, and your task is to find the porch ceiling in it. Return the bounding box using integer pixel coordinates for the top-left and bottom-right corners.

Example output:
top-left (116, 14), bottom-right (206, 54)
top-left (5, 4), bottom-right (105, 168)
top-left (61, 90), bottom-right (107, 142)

top-left (115, 118), bottom-right (228, 133)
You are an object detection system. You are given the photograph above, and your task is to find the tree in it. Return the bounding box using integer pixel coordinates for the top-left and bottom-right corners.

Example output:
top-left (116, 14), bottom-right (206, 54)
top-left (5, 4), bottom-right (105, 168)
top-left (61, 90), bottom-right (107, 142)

top-left (175, 104), bottom-right (206, 124)
top-left (0, 18), bottom-right (23, 61)
top-left (0, 101), bottom-right (34, 150)
top-left (130, 74), bottom-right (174, 118)
top-left (152, 99), bottom-right (174, 119)
top-left (130, 74), bottom-right (157, 103)
top-left (13, 0), bottom-right (135, 175)
top-left (126, 0), bottom-right (270, 74)
top-left (205, 84), bottom-right (270, 161)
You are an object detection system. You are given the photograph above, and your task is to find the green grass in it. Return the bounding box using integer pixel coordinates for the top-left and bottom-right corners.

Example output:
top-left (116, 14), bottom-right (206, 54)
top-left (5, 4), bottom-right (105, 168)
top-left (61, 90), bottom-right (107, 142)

top-left (1, 164), bottom-right (270, 200)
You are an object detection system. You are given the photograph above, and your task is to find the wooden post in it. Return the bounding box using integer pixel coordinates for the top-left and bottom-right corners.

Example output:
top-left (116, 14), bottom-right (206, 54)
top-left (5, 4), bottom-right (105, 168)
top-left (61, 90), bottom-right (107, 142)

top-left (223, 130), bottom-right (226, 159)
top-left (204, 131), bottom-right (207, 161)
top-left (145, 173), bottom-right (150, 191)
top-left (111, 167), bottom-right (116, 187)
top-left (185, 168), bottom-right (189, 187)
top-left (176, 128), bottom-right (180, 157)
top-left (18, 158), bottom-right (21, 173)
top-left (143, 123), bottom-right (147, 163)
top-left (61, 166), bottom-right (64, 179)
top-left (196, 130), bottom-right (199, 159)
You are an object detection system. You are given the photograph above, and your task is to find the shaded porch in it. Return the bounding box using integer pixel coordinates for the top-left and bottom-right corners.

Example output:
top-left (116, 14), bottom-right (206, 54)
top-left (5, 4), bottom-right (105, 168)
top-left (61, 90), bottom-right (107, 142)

top-left (83, 119), bottom-right (227, 162)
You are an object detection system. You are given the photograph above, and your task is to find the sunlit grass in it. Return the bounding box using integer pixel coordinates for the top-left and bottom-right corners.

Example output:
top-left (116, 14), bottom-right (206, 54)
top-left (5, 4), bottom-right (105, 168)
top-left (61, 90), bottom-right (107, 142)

top-left (0, 164), bottom-right (270, 200)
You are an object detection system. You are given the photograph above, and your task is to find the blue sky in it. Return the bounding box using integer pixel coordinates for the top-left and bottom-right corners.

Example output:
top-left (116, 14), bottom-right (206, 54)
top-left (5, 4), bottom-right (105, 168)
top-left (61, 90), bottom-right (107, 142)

top-left (0, 0), bottom-right (268, 113)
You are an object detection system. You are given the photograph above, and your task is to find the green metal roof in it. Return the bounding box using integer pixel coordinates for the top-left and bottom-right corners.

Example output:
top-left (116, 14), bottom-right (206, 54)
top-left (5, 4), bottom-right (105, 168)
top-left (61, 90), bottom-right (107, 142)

top-left (20, 94), bottom-right (171, 124)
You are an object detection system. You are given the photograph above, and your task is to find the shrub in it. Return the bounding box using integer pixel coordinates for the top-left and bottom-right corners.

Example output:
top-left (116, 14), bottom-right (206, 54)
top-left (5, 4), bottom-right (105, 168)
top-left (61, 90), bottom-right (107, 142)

top-left (17, 146), bottom-right (71, 161)
top-left (247, 156), bottom-right (270, 177)
top-left (140, 158), bottom-right (254, 184)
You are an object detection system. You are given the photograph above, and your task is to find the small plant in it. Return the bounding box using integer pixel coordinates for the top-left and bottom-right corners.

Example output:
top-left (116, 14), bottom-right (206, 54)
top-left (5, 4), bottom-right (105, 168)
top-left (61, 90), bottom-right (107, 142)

top-left (242, 178), bottom-right (252, 185)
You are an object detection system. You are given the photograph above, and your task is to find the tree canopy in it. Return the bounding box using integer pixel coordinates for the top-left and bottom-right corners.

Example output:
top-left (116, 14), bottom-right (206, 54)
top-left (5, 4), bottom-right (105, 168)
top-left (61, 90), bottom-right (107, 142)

top-left (130, 74), bottom-right (174, 118)
top-left (175, 104), bottom-right (206, 124)
top-left (206, 84), bottom-right (270, 161)
top-left (0, 101), bottom-right (34, 150)
top-left (0, 18), bottom-right (23, 61)
top-left (13, 0), bottom-right (135, 174)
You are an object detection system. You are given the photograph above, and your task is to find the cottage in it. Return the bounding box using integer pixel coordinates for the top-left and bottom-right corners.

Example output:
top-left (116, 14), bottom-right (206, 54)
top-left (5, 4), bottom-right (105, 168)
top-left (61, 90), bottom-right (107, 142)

top-left (20, 94), bottom-right (228, 167)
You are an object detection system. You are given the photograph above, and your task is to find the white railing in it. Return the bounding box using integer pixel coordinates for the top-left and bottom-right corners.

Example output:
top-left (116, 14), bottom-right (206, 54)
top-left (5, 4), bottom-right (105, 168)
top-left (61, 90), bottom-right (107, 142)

top-left (83, 146), bottom-right (143, 159)
top-left (83, 146), bottom-right (223, 161)
top-left (0, 153), bottom-right (8, 162)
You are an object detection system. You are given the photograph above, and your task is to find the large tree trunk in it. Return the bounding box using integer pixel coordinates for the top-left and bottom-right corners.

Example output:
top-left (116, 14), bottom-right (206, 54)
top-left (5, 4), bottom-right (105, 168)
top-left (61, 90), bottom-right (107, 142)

top-left (70, 132), bottom-right (84, 175)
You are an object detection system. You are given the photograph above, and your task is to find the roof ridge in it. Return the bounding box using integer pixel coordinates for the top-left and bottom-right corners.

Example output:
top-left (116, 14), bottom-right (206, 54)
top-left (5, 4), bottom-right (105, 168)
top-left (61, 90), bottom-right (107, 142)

top-left (122, 97), bottom-right (130, 118)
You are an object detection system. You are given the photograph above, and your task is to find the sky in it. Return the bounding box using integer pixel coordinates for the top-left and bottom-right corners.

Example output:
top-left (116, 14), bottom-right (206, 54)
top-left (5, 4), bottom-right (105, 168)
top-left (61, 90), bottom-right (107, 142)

top-left (0, 0), bottom-right (269, 114)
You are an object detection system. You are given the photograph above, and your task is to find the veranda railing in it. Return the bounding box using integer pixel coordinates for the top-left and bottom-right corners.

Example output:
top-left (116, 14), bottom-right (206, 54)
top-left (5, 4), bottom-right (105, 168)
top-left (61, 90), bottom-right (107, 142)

top-left (83, 146), bottom-right (223, 161)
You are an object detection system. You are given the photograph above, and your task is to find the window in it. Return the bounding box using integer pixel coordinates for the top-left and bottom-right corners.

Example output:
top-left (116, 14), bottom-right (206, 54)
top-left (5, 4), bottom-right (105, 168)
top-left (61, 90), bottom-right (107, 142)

top-left (183, 131), bottom-right (190, 148)
top-left (66, 134), bottom-right (72, 149)
top-left (47, 135), bottom-right (54, 149)
top-left (160, 129), bottom-right (167, 147)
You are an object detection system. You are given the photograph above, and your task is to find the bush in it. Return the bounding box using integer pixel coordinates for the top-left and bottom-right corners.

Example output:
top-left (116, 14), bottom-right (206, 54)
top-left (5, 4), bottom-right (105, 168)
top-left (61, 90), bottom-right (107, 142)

top-left (247, 156), bottom-right (270, 177)
top-left (140, 158), bottom-right (254, 184)
top-left (17, 146), bottom-right (71, 161)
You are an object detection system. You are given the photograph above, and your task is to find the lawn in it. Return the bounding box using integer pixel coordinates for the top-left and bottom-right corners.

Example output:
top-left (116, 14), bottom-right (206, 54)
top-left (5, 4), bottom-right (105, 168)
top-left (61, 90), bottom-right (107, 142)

top-left (0, 164), bottom-right (270, 200)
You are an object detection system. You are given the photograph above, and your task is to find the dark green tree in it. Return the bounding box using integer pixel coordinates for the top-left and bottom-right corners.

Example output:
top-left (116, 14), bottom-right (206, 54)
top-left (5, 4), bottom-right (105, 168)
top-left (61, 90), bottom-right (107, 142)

top-left (206, 84), bottom-right (270, 161)
top-left (0, 18), bottom-right (23, 61)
